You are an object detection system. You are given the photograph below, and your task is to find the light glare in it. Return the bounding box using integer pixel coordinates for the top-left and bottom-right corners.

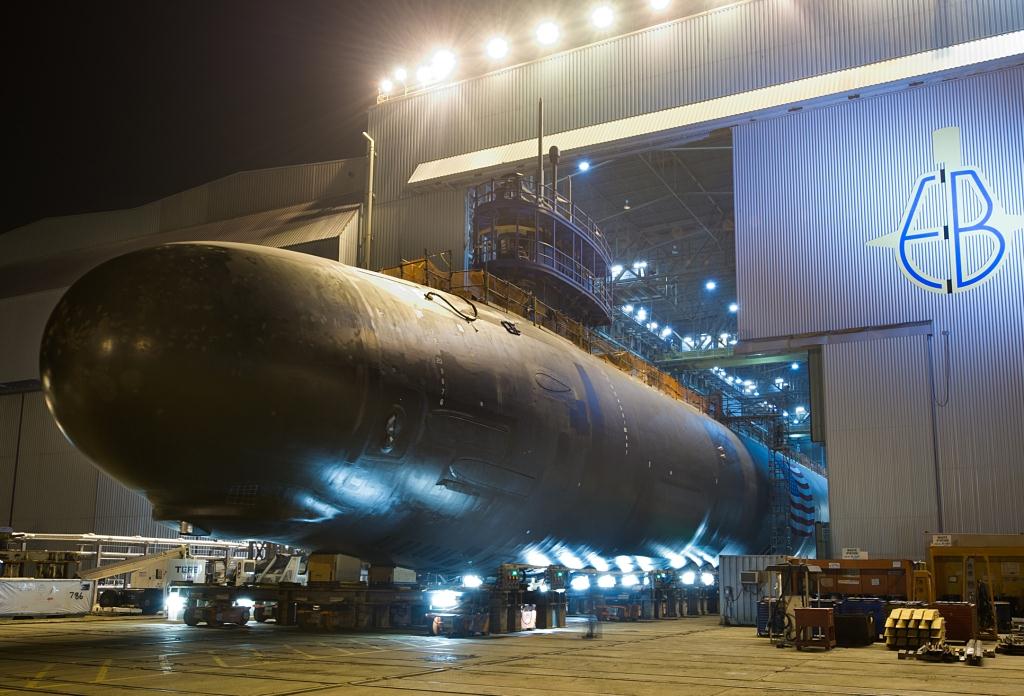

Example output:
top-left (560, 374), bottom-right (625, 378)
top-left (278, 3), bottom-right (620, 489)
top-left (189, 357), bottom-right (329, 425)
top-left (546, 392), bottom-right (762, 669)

top-left (705, 280), bottom-right (717, 290)
top-left (701, 572), bottom-right (715, 586)
top-left (431, 50), bottom-right (456, 80)
top-left (429, 589), bottom-right (461, 609)
top-left (621, 573), bottom-right (640, 587)
top-left (463, 574), bottom-right (483, 588)
top-left (591, 5), bottom-right (614, 29)
top-left (557, 549), bottom-right (584, 570)
top-left (379, 79), bottom-right (393, 94)
top-left (570, 575), bottom-right (591, 591)
top-left (597, 574), bottom-right (616, 588)
top-left (485, 36), bottom-right (509, 60)
top-left (651, 0), bottom-right (670, 9)
top-left (393, 66), bottom-right (407, 82)
top-left (526, 549), bottom-right (551, 566)
top-left (415, 65), bottom-right (433, 85)
top-left (681, 570), bottom-right (696, 585)
top-left (729, 302), bottom-right (739, 313)
top-left (536, 21), bottom-right (559, 45)
top-left (578, 160), bottom-right (591, 172)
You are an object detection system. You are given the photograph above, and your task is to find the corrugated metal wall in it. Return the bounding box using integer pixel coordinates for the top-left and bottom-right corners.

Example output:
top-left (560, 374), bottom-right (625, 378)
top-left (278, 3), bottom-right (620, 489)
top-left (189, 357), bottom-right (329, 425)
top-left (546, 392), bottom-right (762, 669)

top-left (10, 393), bottom-right (99, 533)
top-left (719, 554), bottom-right (786, 626)
top-left (822, 336), bottom-right (939, 558)
top-left (367, 0), bottom-right (1024, 268)
top-left (0, 394), bottom-right (23, 525)
top-left (734, 65), bottom-right (1024, 558)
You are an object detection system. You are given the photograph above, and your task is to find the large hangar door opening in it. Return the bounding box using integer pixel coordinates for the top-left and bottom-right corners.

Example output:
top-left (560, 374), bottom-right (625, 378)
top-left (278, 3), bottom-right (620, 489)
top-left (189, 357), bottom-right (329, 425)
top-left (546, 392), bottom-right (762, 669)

top-left (822, 334), bottom-right (939, 559)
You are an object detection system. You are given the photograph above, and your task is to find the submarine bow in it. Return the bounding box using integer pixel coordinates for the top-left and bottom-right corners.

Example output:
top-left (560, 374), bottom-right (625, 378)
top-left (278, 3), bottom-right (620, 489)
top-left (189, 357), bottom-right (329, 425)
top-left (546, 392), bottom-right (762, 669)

top-left (40, 242), bottom-right (827, 571)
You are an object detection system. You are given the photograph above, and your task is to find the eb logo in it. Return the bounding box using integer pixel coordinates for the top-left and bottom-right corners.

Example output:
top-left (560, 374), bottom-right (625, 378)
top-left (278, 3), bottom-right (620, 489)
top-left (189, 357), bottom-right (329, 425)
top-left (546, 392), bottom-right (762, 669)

top-left (868, 127), bottom-right (1023, 293)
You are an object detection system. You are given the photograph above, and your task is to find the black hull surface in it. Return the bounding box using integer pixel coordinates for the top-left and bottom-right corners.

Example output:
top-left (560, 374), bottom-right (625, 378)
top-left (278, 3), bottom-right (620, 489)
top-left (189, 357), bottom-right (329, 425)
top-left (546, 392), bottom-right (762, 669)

top-left (40, 242), bottom-right (828, 571)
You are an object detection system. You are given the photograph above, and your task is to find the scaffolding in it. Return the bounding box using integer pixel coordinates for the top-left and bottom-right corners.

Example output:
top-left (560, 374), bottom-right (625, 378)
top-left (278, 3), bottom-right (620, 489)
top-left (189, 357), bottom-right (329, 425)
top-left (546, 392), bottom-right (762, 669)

top-left (381, 254), bottom-right (708, 413)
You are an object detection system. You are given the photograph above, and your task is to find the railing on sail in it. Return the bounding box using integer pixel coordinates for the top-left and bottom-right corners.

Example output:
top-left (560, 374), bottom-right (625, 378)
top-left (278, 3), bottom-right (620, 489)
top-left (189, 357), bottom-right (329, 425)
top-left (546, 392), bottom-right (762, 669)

top-left (380, 254), bottom-right (709, 414)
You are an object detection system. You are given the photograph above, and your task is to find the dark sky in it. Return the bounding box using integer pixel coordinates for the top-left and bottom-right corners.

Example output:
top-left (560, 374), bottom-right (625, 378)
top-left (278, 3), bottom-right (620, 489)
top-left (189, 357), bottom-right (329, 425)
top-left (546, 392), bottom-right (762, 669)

top-left (7, 1), bottom-right (716, 234)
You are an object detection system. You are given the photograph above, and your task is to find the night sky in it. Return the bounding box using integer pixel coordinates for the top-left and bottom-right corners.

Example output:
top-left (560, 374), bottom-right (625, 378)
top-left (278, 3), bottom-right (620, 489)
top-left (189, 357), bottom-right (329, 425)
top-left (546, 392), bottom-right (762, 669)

top-left (7, 0), bottom-right (717, 234)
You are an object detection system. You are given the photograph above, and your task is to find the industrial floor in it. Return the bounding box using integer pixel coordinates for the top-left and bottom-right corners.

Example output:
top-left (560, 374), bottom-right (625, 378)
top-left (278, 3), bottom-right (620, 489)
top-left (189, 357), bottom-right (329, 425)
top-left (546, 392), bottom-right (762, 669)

top-left (0, 616), bottom-right (1020, 695)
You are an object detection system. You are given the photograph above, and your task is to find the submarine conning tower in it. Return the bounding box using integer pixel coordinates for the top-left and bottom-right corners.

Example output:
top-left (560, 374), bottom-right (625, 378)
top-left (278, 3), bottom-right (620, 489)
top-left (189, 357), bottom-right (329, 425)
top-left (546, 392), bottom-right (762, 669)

top-left (470, 171), bottom-right (613, 326)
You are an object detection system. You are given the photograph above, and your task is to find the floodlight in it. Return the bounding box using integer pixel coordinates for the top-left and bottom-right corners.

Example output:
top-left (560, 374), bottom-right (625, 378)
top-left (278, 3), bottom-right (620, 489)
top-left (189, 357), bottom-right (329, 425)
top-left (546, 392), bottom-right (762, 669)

top-left (431, 50), bottom-right (456, 79)
top-left (485, 36), bottom-right (508, 60)
top-left (536, 21), bottom-right (559, 45)
top-left (591, 5), bottom-right (614, 29)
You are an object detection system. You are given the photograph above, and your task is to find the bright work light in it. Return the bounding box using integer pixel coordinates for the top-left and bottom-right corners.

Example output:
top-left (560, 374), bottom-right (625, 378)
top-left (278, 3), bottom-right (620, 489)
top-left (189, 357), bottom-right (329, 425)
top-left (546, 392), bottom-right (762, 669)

top-left (536, 21), bottom-right (559, 45)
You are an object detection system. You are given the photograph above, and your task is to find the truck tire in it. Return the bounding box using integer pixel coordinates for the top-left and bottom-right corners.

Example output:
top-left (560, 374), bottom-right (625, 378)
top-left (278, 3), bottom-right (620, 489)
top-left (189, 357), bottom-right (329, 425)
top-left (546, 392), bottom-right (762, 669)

top-left (183, 608), bottom-right (200, 627)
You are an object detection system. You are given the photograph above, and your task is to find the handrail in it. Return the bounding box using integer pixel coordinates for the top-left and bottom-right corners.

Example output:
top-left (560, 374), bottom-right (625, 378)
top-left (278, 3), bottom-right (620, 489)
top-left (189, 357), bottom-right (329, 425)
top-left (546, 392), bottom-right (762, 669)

top-left (471, 176), bottom-right (612, 261)
top-left (475, 237), bottom-right (612, 312)
top-left (380, 259), bottom-right (709, 414)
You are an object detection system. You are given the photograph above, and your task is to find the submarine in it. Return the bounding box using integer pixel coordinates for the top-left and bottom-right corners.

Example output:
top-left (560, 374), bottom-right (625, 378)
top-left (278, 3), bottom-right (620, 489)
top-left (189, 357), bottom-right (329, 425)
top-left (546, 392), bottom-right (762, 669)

top-left (39, 242), bottom-right (827, 572)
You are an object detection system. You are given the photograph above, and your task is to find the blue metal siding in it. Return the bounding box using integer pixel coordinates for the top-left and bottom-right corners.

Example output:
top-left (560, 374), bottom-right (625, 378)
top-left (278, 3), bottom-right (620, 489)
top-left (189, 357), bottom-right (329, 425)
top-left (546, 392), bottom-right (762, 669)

top-left (734, 65), bottom-right (1024, 555)
top-left (367, 0), bottom-right (1024, 267)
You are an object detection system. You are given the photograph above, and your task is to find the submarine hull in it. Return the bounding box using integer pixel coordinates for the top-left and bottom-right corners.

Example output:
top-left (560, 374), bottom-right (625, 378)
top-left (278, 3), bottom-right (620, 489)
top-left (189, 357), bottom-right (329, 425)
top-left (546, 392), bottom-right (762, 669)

top-left (40, 242), bottom-right (827, 571)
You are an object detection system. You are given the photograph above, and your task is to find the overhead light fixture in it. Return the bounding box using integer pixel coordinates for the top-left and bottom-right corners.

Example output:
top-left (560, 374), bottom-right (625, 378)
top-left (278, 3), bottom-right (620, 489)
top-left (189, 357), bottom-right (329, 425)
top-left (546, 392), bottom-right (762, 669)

top-left (705, 280), bottom-right (717, 290)
top-left (431, 49), bottom-right (456, 80)
top-left (700, 572), bottom-right (715, 586)
top-left (621, 573), bottom-right (640, 587)
top-left (591, 5), bottom-right (614, 29)
top-left (379, 78), bottom-right (393, 94)
top-left (578, 160), bottom-right (591, 172)
top-left (681, 570), bottom-right (696, 585)
top-left (623, 198), bottom-right (631, 210)
top-left (610, 264), bottom-right (623, 276)
top-left (462, 574), bottom-right (483, 588)
top-left (393, 66), bottom-right (407, 82)
top-left (485, 36), bottom-right (509, 60)
top-left (791, 362), bottom-right (800, 370)
top-left (621, 303), bottom-right (633, 314)
top-left (661, 327), bottom-right (672, 338)
top-left (651, 0), bottom-right (671, 9)
top-left (536, 21), bottom-right (559, 45)
top-left (635, 308), bottom-right (647, 322)
top-left (597, 574), bottom-right (616, 588)
top-left (649, 322), bottom-right (659, 331)
top-left (728, 302), bottom-right (739, 313)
